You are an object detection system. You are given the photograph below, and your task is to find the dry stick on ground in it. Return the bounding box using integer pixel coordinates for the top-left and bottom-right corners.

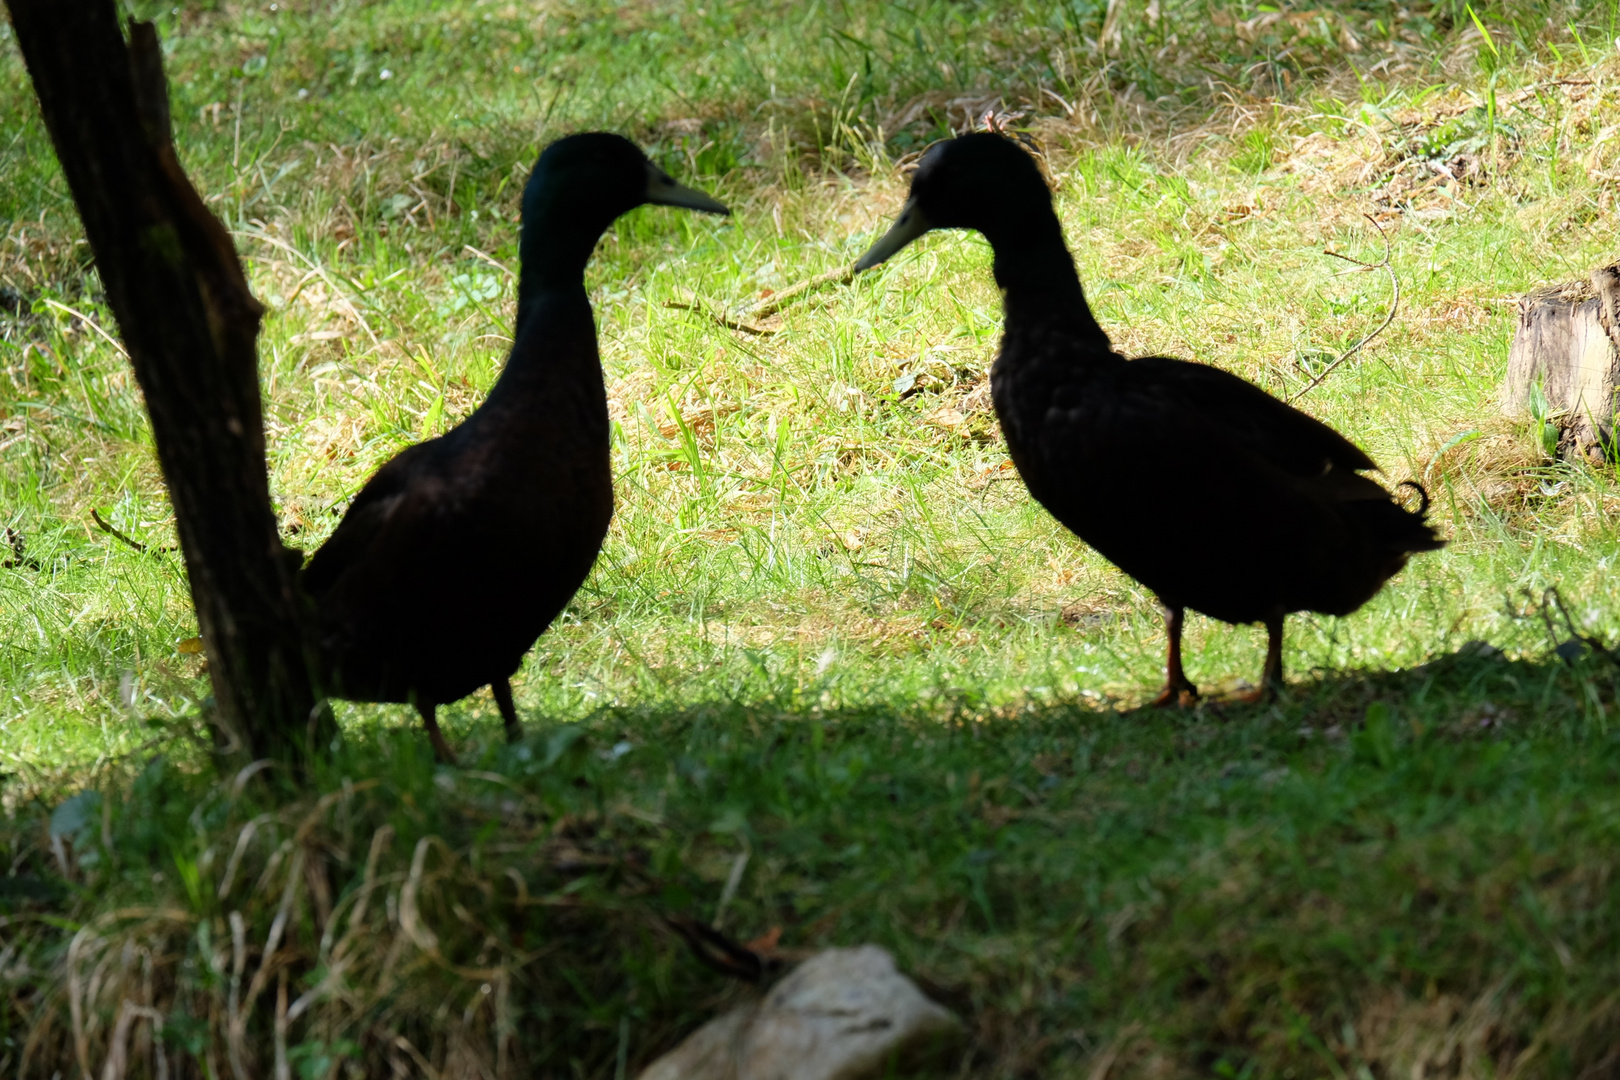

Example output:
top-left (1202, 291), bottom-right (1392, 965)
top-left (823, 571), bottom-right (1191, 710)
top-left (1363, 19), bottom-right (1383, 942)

top-left (463, 244), bottom-right (515, 279)
top-left (90, 508), bottom-right (176, 554)
top-left (1287, 213), bottom-right (1399, 404)
top-left (665, 263), bottom-right (858, 335)
top-left (6, 0), bottom-right (321, 763)
top-left (663, 915), bottom-right (765, 983)
top-left (662, 290), bottom-right (777, 336)
top-left (748, 263), bottom-right (857, 319)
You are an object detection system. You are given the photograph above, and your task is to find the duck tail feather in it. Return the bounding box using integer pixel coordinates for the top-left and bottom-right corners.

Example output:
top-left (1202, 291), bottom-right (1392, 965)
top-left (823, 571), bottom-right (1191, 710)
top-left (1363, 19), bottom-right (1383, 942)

top-left (1339, 481), bottom-right (1446, 555)
top-left (1393, 479), bottom-right (1446, 552)
top-left (1395, 479), bottom-right (1431, 518)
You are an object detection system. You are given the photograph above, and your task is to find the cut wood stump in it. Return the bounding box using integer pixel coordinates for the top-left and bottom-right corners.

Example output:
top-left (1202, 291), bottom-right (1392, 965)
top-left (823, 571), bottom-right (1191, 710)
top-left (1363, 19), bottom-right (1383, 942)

top-left (1503, 263), bottom-right (1620, 464)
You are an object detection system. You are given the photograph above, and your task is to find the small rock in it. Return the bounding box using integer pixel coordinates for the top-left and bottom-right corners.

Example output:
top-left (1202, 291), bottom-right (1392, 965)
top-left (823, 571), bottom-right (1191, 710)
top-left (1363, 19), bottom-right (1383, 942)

top-left (637, 945), bottom-right (960, 1080)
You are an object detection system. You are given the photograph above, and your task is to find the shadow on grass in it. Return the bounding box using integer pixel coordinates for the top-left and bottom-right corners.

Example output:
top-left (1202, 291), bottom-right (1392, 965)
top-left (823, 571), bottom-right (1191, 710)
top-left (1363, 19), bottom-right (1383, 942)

top-left (4, 643), bottom-right (1619, 1078)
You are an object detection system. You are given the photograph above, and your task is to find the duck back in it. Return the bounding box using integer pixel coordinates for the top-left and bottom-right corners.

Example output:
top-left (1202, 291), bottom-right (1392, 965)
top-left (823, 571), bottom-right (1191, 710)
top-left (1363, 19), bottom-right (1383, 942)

top-left (993, 333), bottom-right (1441, 626)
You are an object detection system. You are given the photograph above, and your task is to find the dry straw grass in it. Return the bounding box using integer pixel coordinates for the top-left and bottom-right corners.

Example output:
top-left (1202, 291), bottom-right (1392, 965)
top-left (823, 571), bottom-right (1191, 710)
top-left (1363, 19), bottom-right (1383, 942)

top-left (8, 742), bottom-right (732, 1080)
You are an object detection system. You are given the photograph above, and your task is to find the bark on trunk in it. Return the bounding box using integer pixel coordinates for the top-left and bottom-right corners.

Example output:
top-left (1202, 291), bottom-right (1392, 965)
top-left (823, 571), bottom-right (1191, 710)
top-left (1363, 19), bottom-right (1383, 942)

top-left (1503, 264), bottom-right (1620, 465)
top-left (6, 0), bottom-right (323, 763)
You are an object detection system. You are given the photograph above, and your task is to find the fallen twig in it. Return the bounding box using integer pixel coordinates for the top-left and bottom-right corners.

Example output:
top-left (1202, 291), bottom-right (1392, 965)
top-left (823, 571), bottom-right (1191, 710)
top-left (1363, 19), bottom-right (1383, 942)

top-left (463, 244), bottom-right (514, 280)
top-left (42, 298), bottom-right (128, 359)
top-left (749, 264), bottom-right (856, 319)
top-left (664, 914), bottom-right (765, 983)
top-left (91, 508), bottom-right (175, 554)
top-left (1288, 213), bottom-right (1398, 404)
top-left (665, 263), bottom-right (859, 336)
top-left (662, 290), bottom-right (776, 336)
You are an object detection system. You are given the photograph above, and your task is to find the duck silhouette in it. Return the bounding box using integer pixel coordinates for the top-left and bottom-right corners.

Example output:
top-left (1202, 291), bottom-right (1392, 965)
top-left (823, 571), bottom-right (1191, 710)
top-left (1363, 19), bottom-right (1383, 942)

top-left (855, 133), bottom-right (1443, 704)
top-left (302, 133), bottom-right (729, 761)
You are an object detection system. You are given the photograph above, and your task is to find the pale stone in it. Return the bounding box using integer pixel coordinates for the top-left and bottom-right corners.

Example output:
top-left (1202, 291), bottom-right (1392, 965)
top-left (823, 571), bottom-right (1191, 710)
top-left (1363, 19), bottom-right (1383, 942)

top-left (637, 945), bottom-right (961, 1080)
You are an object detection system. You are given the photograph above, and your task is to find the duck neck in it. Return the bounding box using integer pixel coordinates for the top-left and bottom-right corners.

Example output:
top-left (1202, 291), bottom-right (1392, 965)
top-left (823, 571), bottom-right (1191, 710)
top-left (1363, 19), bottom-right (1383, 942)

top-left (514, 188), bottom-right (616, 323)
top-left (515, 249), bottom-right (595, 323)
top-left (483, 287), bottom-right (600, 419)
top-left (484, 200), bottom-right (610, 405)
top-left (986, 211), bottom-right (1112, 351)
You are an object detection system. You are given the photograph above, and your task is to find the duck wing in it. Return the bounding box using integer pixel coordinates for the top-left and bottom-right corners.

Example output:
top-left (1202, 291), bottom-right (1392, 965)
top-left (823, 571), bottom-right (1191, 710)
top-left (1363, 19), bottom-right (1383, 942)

top-left (1022, 352), bottom-right (1437, 621)
top-left (300, 442), bottom-right (444, 598)
top-left (1123, 356), bottom-right (1378, 476)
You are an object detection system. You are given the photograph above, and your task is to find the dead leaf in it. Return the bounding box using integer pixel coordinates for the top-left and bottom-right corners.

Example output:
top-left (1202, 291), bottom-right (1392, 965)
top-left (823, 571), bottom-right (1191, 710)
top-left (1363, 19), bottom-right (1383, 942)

top-left (967, 460), bottom-right (1017, 489)
top-left (744, 926), bottom-right (783, 954)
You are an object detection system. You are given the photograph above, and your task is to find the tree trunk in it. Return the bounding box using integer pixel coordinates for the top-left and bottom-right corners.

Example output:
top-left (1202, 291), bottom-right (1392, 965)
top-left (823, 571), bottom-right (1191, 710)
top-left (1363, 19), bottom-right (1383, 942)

top-left (1503, 264), bottom-right (1620, 465)
top-left (5, 0), bottom-right (323, 764)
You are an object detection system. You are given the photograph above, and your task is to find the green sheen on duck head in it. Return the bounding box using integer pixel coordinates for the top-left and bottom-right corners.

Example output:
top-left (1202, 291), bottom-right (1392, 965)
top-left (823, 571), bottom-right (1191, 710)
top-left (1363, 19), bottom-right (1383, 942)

top-left (854, 133), bottom-right (1055, 272)
top-left (518, 132), bottom-right (729, 293)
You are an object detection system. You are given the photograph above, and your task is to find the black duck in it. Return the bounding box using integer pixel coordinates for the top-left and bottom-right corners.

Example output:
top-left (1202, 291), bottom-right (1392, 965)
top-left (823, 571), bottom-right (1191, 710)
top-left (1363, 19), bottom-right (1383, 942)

top-left (854, 133), bottom-right (1443, 704)
top-left (302, 133), bottom-right (729, 761)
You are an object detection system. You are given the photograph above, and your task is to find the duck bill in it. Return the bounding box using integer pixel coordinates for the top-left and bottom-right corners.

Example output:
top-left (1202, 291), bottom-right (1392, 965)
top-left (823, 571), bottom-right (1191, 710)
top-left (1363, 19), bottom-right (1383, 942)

top-left (854, 199), bottom-right (932, 271)
top-left (645, 163), bottom-right (731, 215)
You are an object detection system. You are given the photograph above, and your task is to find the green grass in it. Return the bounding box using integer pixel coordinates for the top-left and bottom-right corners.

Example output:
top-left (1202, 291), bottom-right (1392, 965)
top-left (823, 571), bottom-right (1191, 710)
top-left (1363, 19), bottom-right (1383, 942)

top-left (6, 0), bottom-right (1620, 1075)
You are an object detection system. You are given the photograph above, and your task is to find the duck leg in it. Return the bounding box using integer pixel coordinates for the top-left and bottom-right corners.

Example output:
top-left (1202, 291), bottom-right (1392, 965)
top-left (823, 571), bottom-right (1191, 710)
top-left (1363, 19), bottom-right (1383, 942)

top-left (1151, 603), bottom-right (1199, 707)
top-left (416, 700), bottom-right (458, 764)
top-left (492, 679), bottom-right (522, 743)
top-left (1234, 610), bottom-right (1286, 705)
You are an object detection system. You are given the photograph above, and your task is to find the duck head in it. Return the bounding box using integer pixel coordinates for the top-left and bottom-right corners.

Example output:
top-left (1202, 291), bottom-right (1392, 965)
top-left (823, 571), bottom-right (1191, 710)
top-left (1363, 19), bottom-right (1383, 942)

top-left (854, 133), bottom-right (1052, 271)
top-left (519, 132), bottom-right (729, 290)
top-left (523, 132), bottom-right (730, 223)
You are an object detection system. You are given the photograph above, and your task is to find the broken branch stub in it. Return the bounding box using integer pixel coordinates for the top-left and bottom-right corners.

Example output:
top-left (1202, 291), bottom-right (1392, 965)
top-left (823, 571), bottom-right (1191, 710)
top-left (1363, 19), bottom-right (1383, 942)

top-left (6, 0), bottom-right (321, 762)
top-left (1503, 264), bottom-right (1620, 465)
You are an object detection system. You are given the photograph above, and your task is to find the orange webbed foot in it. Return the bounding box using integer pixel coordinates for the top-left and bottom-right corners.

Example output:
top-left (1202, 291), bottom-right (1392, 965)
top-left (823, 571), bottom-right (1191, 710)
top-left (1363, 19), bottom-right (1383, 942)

top-left (1151, 683), bottom-right (1199, 708)
top-left (1229, 682), bottom-right (1279, 706)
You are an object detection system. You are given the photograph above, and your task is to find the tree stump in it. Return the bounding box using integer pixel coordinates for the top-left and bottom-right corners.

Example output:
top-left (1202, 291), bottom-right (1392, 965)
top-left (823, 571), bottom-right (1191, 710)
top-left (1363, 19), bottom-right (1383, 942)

top-left (1502, 264), bottom-right (1620, 465)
